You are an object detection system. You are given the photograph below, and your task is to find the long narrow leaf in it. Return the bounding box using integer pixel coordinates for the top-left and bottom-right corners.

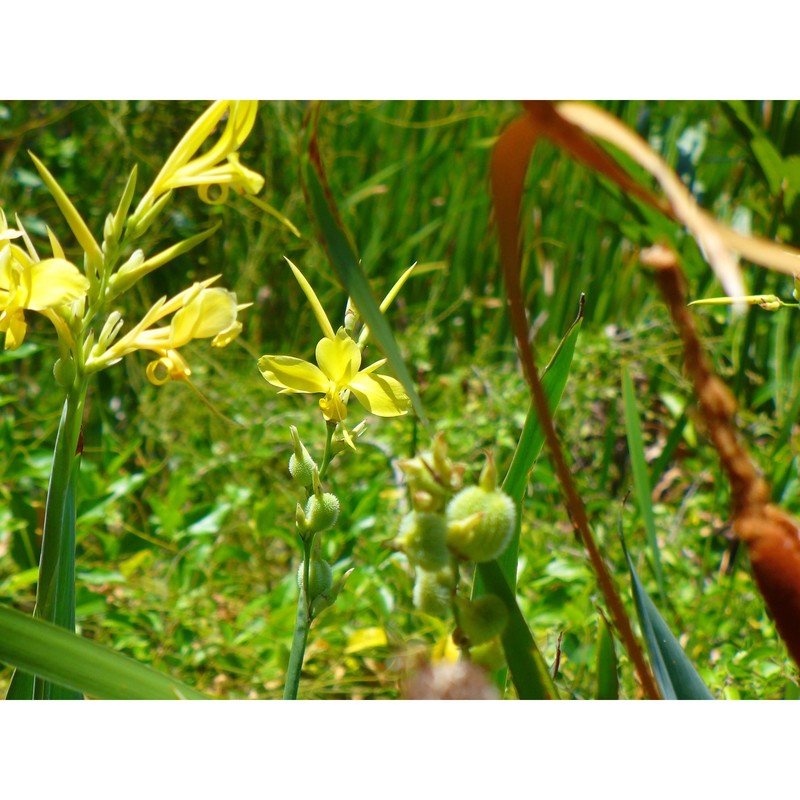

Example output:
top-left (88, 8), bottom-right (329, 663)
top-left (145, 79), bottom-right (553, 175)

top-left (35, 456), bottom-right (82, 700)
top-left (619, 525), bottom-right (713, 700)
top-left (596, 614), bottom-right (619, 700)
top-left (621, 365), bottom-right (666, 598)
top-left (301, 106), bottom-right (428, 427)
top-left (0, 603), bottom-right (208, 700)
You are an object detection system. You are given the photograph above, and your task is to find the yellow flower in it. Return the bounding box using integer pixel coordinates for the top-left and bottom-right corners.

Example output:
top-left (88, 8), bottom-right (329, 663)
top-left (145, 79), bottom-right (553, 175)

top-left (258, 327), bottom-right (410, 422)
top-left (0, 233), bottom-right (89, 350)
top-left (133, 101), bottom-right (264, 219)
top-left (90, 279), bottom-right (249, 385)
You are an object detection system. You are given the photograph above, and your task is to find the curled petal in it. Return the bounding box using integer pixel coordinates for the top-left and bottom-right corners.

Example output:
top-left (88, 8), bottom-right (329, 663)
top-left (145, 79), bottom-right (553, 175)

top-left (258, 355), bottom-right (329, 394)
top-left (348, 372), bottom-right (410, 417)
top-left (316, 329), bottom-right (361, 385)
top-left (146, 350), bottom-right (191, 385)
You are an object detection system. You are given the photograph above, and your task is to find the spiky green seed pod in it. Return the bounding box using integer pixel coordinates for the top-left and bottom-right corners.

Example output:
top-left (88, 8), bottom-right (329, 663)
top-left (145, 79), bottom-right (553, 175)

top-left (304, 492), bottom-right (340, 533)
top-left (297, 558), bottom-right (334, 602)
top-left (393, 511), bottom-right (450, 571)
top-left (455, 595), bottom-right (508, 646)
top-left (289, 451), bottom-right (316, 486)
top-left (446, 485), bottom-right (515, 563)
top-left (413, 566), bottom-right (455, 618)
top-left (288, 425), bottom-right (316, 486)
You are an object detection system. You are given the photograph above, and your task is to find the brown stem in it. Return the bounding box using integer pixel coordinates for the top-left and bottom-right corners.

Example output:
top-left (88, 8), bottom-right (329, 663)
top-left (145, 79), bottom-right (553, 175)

top-left (644, 244), bottom-right (800, 666)
top-left (490, 109), bottom-right (660, 698)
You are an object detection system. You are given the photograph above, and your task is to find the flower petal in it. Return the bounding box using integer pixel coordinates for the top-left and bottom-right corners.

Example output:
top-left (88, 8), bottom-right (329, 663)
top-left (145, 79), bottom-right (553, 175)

top-left (0, 307), bottom-right (27, 349)
top-left (258, 355), bottom-right (329, 394)
top-left (348, 372), bottom-right (410, 417)
top-left (316, 329), bottom-right (361, 384)
top-left (171, 287), bottom-right (238, 346)
top-left (26, 258), bottom-right (90, 310)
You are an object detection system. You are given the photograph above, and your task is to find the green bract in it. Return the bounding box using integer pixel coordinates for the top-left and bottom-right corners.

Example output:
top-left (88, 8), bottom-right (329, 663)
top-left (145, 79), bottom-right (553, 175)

top-left (297, 559), bottom-right (334, 602)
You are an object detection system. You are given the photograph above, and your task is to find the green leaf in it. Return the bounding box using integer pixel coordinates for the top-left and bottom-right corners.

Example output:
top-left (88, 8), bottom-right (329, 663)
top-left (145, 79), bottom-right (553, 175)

top-left (301, 108), bottom-right (428, 427)
top-left (476, 560), bottom-right (558, 700)
top-left (621, 365), bottom-right (666, 599)
top-left (596, 614), bottom-right (619, 700)
top-left (750, 136), bottom-right (785, 196)
top-left (619, 526), bottom-right (713, 700)
top-left (0, 603), bottom-right (208, 700)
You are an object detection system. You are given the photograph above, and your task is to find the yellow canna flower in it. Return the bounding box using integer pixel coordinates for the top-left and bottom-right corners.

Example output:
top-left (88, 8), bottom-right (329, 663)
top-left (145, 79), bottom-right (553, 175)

top-left (133, 101), bottom-right (264, 221)
top-left (0, 232), bottom-right (89, 350)
top-left (258, 327), bottom-right (410, 422)
top-left (90, 279), bottom-right (249, 385)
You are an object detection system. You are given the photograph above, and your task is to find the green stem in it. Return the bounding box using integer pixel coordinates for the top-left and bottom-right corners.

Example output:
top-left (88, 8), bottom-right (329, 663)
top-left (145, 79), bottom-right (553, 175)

top-left (7, 381), bottom-right (88, 700)
top-left (283, 537), bottom-right (313, 700)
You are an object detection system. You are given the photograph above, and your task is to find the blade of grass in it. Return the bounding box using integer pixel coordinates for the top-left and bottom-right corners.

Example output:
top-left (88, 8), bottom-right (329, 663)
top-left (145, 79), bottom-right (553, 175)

top-left (301, 103), bottom-right (428, 427)
top-left (619, 521), bottom-right (713, 700)
top-left (649, 408), bottom-right (689, 490)
top-left (621, 365), bottom-right (666, 599)
top-left (0, 603), bottom-right (208, 700)
top-left (596, 614), bottom-right (619, 700)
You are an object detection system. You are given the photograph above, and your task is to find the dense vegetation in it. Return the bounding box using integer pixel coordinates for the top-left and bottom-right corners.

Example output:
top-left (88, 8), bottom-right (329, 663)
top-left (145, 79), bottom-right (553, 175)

top-left (2, 100), bottom-right (799, 698)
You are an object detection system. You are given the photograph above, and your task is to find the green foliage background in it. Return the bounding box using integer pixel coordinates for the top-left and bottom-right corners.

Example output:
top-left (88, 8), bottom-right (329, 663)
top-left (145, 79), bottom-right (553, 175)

top-left (1, 100), bottom-right (799, 698)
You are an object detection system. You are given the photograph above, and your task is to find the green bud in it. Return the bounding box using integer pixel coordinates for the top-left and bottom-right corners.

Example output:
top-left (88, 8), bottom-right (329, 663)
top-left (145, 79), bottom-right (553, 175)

top-left (53, 357), bottom-right (76, 388)
top-left (103, 212), bottom-right (116, 246)
top-left (446, 483), bottom-right (516, 563)
top-left (297, 558), bottom-right (334, 602)
top-left (128, 190), bottom-right (173, 239)
top-left (393, 511), bottom-right (450, 571)
top-left (413, 566), bottom-right (455, 618)
top-left (455, 595), bottom-right (508, 646)
top-left (288, 425), bottom-right (316, 486)
top-left (304, 492), bottom-right (340, 533)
